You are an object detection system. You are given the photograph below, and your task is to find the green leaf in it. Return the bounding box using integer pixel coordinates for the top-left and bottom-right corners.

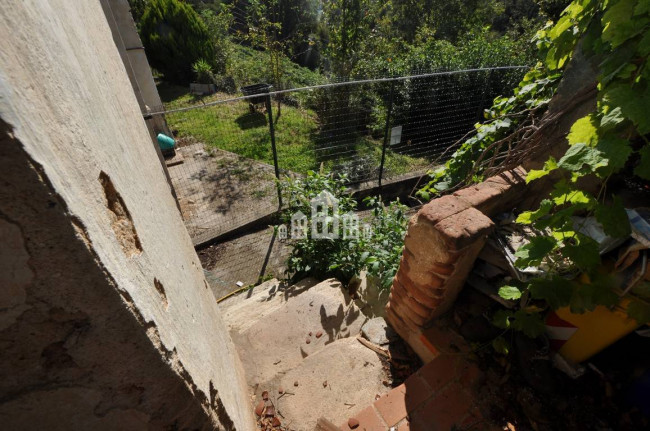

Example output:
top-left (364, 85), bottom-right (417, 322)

top-left (594, 135), bottom-right (632, 176)
top-left (557, 143), bottom-right (608, 173)
top-left (635, 1), bottom-right (650, 16)
top-left (499, 285), bottom-right (522, 300)
top-left (529, 277), bottom-right (574, 310)
top-left (570, 280), bottom-right (618, 313)
top-left (567, 115), bottom-right (598, 146)
top-left (601, 0), bottom-right (648, 48)
top-left (514, 236), bottom-right (557, 268)
top-left (526, 158), bottom-right (558, 183)
top-left (492, 336), bottom-right (510, 355)
top-left (627, 299), bottom-right (650, 324)
top-left (603, 84), bottom-right (650, 135)
top-left (635, 146), bottom-right (650, 180)
top-left (517, 199), bottom-right (553, 225)
top-left (594, 197), bottom-right (631, 238)
top-left (561, 236), bottom-right (601, 270)
top-left (512, 310), bottom-right (546, 338)
top-left (600, 106), bottom-right (625, 131)
top-left (492, 309), bottom-right (513, 329)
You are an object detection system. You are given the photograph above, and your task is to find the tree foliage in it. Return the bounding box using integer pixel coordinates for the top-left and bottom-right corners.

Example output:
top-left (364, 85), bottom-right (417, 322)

top-left (140, 0), bottom-right (216, 84)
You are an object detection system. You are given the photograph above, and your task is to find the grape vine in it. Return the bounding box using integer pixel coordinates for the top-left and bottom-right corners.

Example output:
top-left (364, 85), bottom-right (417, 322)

top-left (418, 0), bottom-right (650, 334)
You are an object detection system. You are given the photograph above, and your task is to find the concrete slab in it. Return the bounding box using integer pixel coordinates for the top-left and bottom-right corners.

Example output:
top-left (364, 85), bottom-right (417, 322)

top-left (221, 279), bottom-right (369, 390)
top-left (262, 337), bottom-right (389, 431)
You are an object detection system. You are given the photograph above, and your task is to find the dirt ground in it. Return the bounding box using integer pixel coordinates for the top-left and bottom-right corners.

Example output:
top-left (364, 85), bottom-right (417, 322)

top-left (168, 140), bottom-right (279, 245)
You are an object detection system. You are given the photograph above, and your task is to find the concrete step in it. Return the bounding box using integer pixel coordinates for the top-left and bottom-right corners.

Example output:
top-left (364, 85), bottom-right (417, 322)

top-left (220, 278), bottom-right (368, 389)
top-left (267, 337), bottom-right (389, 431)
top-left (220, 277), bottom-right (391, 430)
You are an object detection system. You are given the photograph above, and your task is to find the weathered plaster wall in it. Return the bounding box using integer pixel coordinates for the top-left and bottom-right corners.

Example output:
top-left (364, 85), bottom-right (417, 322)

top-left (0, 1), bottom-right (255, 429)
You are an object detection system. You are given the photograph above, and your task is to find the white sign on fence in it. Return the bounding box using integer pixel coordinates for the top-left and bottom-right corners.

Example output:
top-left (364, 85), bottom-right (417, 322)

top-left (390, 125), bottom-right (402, 146)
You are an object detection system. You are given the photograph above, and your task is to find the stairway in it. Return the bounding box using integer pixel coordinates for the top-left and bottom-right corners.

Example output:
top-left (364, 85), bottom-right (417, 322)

top-left (219, 278), bottom-right (391, 430)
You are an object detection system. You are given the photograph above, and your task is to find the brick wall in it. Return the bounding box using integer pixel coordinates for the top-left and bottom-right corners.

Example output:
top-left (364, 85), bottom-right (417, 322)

top-left (386, 168), bottom-right (526, 360)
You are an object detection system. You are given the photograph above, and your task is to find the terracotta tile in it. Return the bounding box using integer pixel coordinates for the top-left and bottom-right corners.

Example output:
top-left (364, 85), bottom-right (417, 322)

top-left (458, 407), bottom-right (489, 431)
top-left (374, 383), bottom-right (408, 427)
top-left (347, 405), bottom-right (388, 431)
top-left (403, 373), bottom-right (433, 413)
top-left (421, 325), bottom-right (470, 354)
top-left (417, 354), bottom-right (458, 392)
top-left (409, 383), bottom-right (474, 431)
top-left (457, 361), bottom-right (485, 392)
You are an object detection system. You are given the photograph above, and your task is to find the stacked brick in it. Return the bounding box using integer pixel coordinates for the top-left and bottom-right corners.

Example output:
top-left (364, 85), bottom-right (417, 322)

top-left (386, 167), bottom-right (527, 360)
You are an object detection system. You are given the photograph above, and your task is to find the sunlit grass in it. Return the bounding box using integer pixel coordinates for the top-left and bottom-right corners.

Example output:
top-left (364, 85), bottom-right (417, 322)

top-left (159, 83), bottom-right (430, 179)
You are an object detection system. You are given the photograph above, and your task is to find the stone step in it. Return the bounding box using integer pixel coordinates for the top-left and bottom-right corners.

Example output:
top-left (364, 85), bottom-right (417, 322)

top-left (220, 277), bottom-right (368, 391)
top-left (260, 337), bottom-right (389, 431)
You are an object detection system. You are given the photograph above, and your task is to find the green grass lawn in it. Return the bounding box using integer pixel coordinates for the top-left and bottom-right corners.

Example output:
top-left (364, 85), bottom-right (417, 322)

top-left (158, 83), bottom-right (429, 180)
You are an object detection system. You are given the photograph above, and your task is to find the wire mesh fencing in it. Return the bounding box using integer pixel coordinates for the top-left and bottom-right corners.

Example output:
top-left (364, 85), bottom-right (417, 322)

top-left (149, 67), bottom-right (526, 246)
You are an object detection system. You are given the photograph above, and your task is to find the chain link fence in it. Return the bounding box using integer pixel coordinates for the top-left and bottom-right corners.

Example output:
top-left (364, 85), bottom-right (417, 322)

top-left (149, 67), bottom-right (526, 246)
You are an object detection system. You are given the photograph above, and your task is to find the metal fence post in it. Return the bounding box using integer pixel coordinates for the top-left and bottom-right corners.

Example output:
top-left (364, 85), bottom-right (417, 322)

top-left (378, 79), bottom-right (395, 188)
top-left (265, 94), bottom-right (282, 208)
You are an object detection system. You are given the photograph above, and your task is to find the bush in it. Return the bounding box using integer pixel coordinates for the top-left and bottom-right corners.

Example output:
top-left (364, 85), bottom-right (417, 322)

top-left (280, 171), bottom-right (408, 289)
top-left (192, 59), bottom-right (215, 84)
top-left (140, 0), bottom-right (215, 84)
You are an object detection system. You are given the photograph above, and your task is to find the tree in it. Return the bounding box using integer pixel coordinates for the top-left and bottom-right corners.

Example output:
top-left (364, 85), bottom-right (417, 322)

top-left (128, 0), bottom-right (149, 25)
top-left (139, 0), bottom-right (215, 84)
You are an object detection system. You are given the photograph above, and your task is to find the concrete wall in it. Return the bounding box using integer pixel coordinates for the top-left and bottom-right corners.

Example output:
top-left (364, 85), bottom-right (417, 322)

top-left (0, 1), bottom-right (255, 429)
top-left (100, 0), bottom-right (170, 136)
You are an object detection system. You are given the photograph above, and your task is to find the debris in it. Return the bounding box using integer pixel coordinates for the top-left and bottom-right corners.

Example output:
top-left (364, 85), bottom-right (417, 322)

top-left (316, 330), bottom-right (323, 338)
top-left (293, 381), bottom-right (299, 387)
top-left (552, 353), bottom-right (585, 379)
top-left (262, 390), bottom-right (269, 401)
top-left (273, 360), bottom-right (281, 365)
top-left (265, 406), bottom-right (275, 417)
top-left (306, 338), bottom-right (311, 344)
top-left (322, 380), bottom-right (328, 388)
top-left (254, 400), bottom-right (264, 416)
top-left (236, 281), bottom-right (244, 287)
top-left (309, 331), bottom-right (313, 336)
top-left (348, 418), bottom-right (360, 429)
top-left (278, 387), bottom-right (284, 394)
top-left (315, 417), bottom-right (340, 431)
top-left (272, 417), bottom-right (281, 427)
top-left (357, 335), bottom-right (390, 358)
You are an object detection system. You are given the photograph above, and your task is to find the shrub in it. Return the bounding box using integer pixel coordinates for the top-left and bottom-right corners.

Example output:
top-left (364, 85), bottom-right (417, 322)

top-left (280, 171), bottom-right (408, 289)
top-left (139, 0), bottom-right (215, 84)
top-left (192, 59), bottom-right (215, 84)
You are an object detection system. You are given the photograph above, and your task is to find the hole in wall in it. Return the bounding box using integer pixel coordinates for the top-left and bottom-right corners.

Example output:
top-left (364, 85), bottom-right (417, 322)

top-left (99, 171), bottom-right (142, 258)
top-left (153, 278), bottom-right (169, 310)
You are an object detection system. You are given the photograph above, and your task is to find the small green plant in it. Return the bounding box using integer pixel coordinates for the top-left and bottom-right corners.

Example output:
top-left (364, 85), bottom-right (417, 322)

top-left (280, 171), bottom-right (360, 283)
top-left (357, 197), bottom-right (409, 289)
top-left (279, 171), bottom-right (408, 289)
top-left (192, 59), bottom-right (216, 84)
